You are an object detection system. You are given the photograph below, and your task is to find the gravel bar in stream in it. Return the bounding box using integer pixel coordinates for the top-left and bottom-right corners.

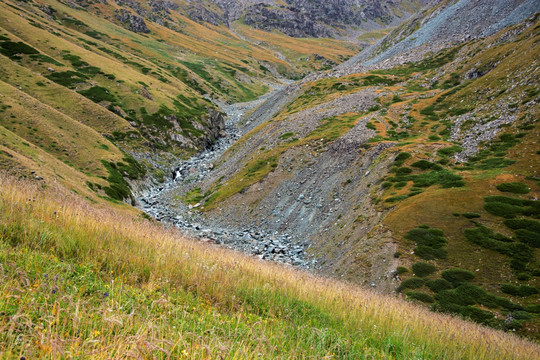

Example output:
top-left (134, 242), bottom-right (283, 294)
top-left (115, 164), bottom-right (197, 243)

top-left (136, 84), bottom-right (315, 269)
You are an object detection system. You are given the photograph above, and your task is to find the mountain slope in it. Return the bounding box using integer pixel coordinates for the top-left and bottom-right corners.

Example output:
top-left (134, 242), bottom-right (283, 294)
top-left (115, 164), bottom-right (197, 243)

top-left (168, 8), bottom-right (540, 338)
top-left (0, 0), bottom-right (539, 350)
top-left (186, 0), bottom-right (435, 38)
top-left (0, 0), bottom-right (360, 204)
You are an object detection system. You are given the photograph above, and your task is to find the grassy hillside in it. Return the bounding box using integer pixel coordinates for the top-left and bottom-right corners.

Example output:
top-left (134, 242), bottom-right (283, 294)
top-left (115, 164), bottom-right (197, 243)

top-left (187, 15), bottom-right (540, 338)
top-left (0, 174), bottom-right (538, 358)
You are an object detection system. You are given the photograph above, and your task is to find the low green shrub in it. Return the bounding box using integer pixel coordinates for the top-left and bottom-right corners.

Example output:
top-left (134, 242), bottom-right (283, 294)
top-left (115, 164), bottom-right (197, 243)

top-left (436, 283), bottom-right (521, 312)
top-left (46, 70), bottom-right (88, 88)
top-left (501, 284), bottom-right (539, 297)
top-left (441, 269), bottom-right (475, 286)
top-left (462, 212), bottom-right (480, 219)
top-left (385, 195), bottom-right (408, 203)
top-left (475, 158), bottom-right (516, 170)
top-left (503, 218), bottom-right (540, 233)
top-left (394, 152), bottom-right (411, 165)
top-left (396, 266), bottom-right (408, 274)
top-left (0, 41), bottom-right (38, 59)
top-left (483, 196), bottom-right (539, 219)
top-left (510, 311), bottom-right (532, 320)
top-left (406, 291), bottom-right (434, 303)
top-left (437, 146), bottom-right (463, 157)
top-left (381, 181), bottom-right (393, 189)
top-left (405, 227), bottom-right (447, 260)
top-left (415, 246), bottom-right (448, 259)
top-left (459, 306), bottom-right (496, 326)
top-left (411, 160), bottom-right (443, 171)
top-left (78, 86), bottom-right (116, 103)
top-left (410, 170), bottom-right (465, 188)
top-left (514, 229), bottom-right (540, 247)
top-left (279, 132), bottom-right (295, 140)
top-left (426, 278), bottom-right (453, 292)
top-left (366, 122), bottom-right (376, 130)
top-left (412, 262), bottom-right (437, 277)
top-left (464, 224), bottom-right (533, 270)
top-left (400, 277), bottom-right (425, 290)
top-left (496, 182), bottom-right (530, 194)
top-left (484, 201), bottom-right (524, 218)
top-left (394, 167), bottom-right (413, 175)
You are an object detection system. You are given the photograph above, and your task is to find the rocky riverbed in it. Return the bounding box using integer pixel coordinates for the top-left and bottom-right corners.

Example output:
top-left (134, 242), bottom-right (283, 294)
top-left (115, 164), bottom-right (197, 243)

top-left (136, 83), bottom-right (315, 269)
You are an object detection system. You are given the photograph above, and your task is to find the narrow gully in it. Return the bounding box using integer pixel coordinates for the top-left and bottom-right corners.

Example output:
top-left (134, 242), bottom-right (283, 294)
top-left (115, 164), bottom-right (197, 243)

top-left (135, 83), bottom-right (315, 269)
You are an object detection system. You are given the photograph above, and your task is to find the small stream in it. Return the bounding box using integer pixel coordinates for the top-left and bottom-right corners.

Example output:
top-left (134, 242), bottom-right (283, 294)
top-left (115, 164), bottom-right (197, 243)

top-left (136, 83), bottom-right (314, 269)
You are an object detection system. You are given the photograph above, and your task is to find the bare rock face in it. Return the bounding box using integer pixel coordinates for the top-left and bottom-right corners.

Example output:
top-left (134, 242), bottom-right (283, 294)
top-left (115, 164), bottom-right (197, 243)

top-left (240, 0), bottom-right (434, 38)
top-left (115, 9), bottom-right (150, 33)
top-left (201, 109), bottom-right (226, 148)
top-left (243, 4), bottom-right (334, 38)
top-left (187, 4), bottom-right (224, 26)
top-left (88, 0), bottom-right (434, 38)
top-left (140, 86), bottom-right (153, 100)
top-left (180, 0), bottom-right (433, 38)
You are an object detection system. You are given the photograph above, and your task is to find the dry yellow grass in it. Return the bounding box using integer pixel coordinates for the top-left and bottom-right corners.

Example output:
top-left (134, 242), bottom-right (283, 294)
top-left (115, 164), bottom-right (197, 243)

top-left (0, 174), bottom-right (538, 358)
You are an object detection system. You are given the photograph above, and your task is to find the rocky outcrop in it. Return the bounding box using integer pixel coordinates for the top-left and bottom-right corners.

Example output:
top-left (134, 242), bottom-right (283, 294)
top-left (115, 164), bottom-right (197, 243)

top-left (243, 4), bottom-right (333, 38)
top-left (187, 4), bottom-right (224, 26)
top-left (241, 0), bottom-right (434, 38)
top-left (200, 109), bottom-right (226, 149)
top-left (115, 9), bottom-right (150, 33)
top-left (180, 0), bottom-right (434, 38)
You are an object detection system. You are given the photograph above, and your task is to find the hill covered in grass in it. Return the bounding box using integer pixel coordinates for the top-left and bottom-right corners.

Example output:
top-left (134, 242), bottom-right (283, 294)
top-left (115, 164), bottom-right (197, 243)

top-left (1, 174), bottom-right (539, 358)
top-left (0, 0), bottom-right (360, 204)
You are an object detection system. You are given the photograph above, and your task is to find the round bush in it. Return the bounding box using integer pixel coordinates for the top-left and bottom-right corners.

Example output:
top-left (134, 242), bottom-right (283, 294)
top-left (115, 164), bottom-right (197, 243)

top-left (400, 277), bottom-right (425, 290)
top-left (412, 262), bottom-right (437, 277)
top-left (426, 278), bottom-right (453, 292)
top-left (397, 266), bottom-right (408, 274)
top-left (395, 167), bottom-right (412, 175)
top-left (411, 160), bottom-right (443, 170)
top-left (441, 269), bottom-right (475, 286)
top-left (394, 152), bottom-right (411, 164)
